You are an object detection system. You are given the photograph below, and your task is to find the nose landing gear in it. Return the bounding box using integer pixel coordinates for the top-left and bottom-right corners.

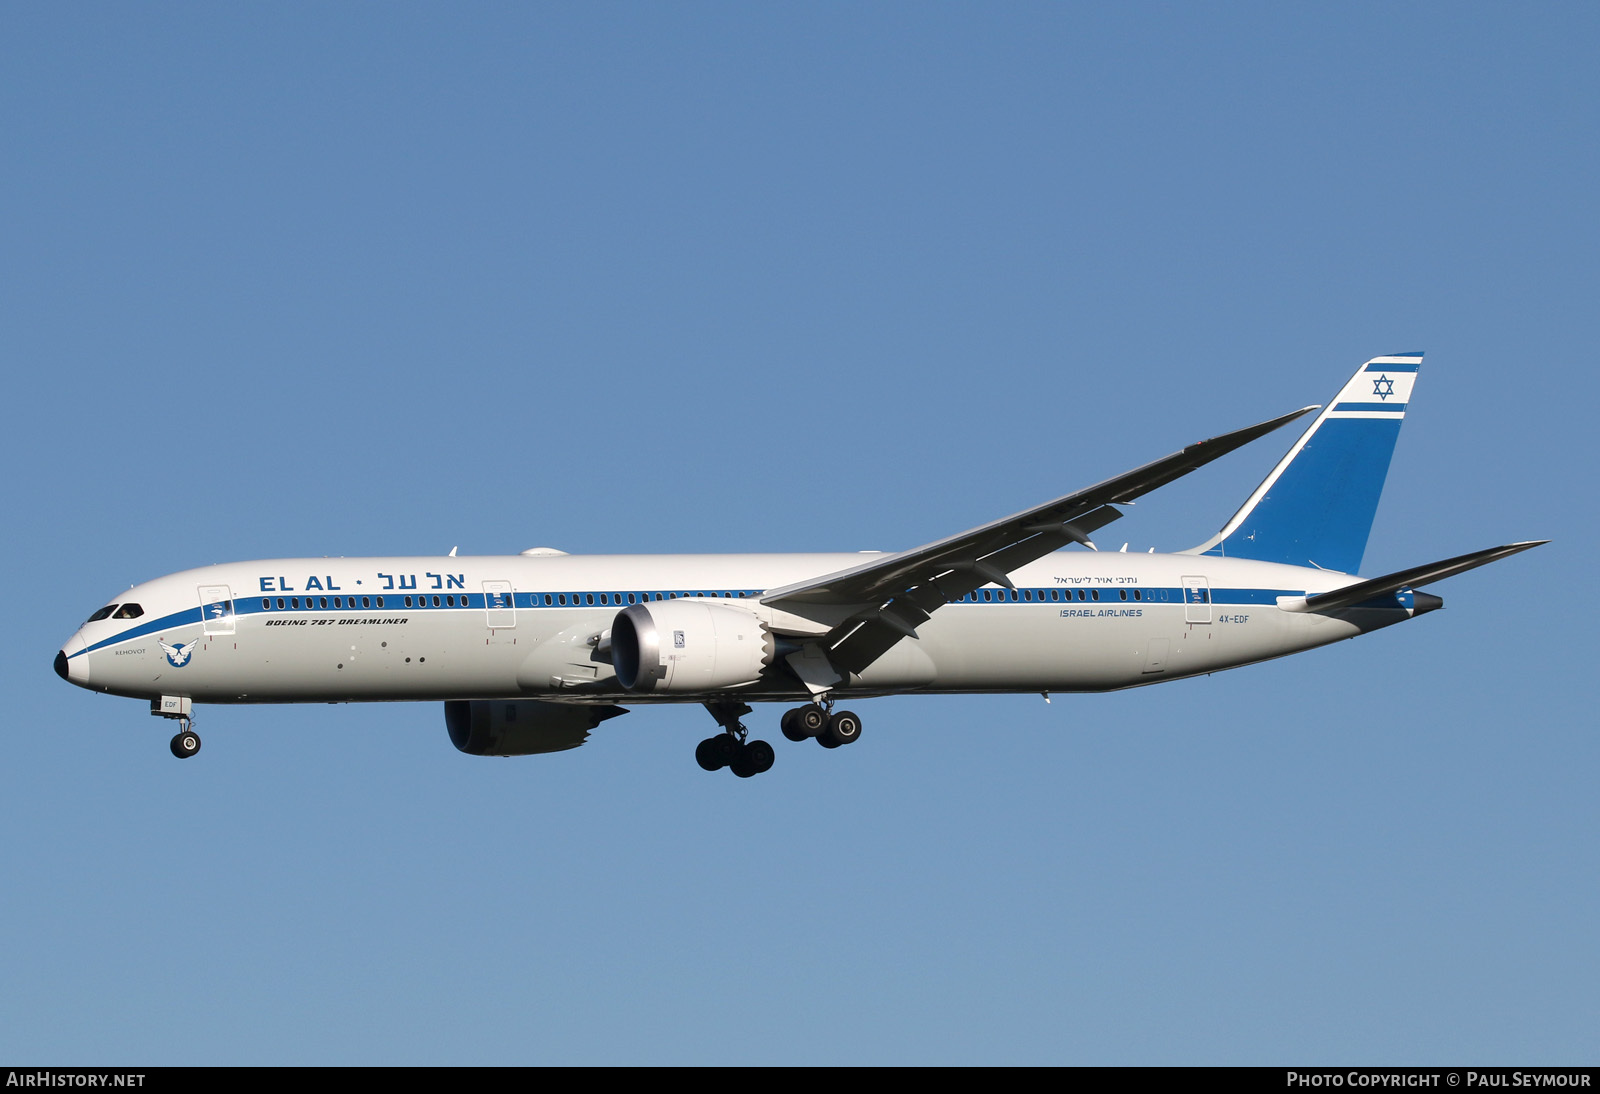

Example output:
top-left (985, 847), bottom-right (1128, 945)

top-left (169, 723), bottom-right (201, 759)
top-left (153, 696), bottom-right (200, 759)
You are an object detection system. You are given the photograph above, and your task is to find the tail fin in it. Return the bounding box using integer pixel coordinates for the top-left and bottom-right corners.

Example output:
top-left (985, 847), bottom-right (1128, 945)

top-left (1186, 352), bottom-right (1423, 574)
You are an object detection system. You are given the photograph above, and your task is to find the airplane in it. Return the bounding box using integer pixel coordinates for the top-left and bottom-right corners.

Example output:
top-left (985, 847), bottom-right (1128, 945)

top-left (54, 353), bottom-right (1543, 776)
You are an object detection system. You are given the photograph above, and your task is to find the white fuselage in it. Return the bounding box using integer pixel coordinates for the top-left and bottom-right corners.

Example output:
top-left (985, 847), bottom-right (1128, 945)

top-left (58, 549), bottom-right (1411, 707)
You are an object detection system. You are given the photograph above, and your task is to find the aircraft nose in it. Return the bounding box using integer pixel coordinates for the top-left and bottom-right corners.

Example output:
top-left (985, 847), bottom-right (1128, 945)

top-left (56, 633), bottom-right (90, 686)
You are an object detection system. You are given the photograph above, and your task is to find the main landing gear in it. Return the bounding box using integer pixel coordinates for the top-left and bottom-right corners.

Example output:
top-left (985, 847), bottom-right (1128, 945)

top-left (781, 702), bottom-right (862, 749)
top-left (696, 702), bottom-right (775, 778)
top-left (695, 699), bottom-right (864, 777)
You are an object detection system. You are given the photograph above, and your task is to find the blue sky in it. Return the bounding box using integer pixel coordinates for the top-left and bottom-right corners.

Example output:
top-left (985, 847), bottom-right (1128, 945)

top-left (3, 3), bottom-right (1595, 1064)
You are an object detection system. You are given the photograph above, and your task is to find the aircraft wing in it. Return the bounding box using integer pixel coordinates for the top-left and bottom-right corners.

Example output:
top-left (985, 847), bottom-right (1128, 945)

top-left (763, 404), bottom-right (1317, 674)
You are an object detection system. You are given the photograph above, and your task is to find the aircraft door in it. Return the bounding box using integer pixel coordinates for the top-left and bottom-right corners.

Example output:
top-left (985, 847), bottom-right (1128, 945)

top-left (1142, 637), bottom-right (1169, 674)
top-left (1181, 576), bottom-right (1212, 624)
top-left (483, 581), bottom-right (516, 629)
top-left (199, 585), bottom-right (236, 636)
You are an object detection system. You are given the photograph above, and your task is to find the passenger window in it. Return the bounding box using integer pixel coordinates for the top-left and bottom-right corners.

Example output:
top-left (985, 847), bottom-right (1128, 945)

top-left (363, 596), bottom-right (371, 609)
top-left (432, 596), bottom-right (441, 607)
top-left (261, 599), bottom-right (270, 610)
top-left (277, 598), bottom-right (286, 610)
top-left (404, 596), bottom-right (413, 608)
top-left (112, 603), bottom-right (144, 619)
top-left (322, 597), bottom-right (331, 609)
top-left (376, 597), bottom-right (385, 608)
top-left (87, 605), bottom-right (118, 622)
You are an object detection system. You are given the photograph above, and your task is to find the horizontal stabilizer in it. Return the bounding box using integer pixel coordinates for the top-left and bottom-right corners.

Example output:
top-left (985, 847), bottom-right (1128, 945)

top-left (1279, 540), bottom-right (1547, 613)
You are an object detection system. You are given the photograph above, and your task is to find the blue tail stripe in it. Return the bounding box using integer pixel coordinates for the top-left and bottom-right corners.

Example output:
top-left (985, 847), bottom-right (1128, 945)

top-left (1202, 416), bottom-right (1402, 573)
top-left (1196, 353), bottom-right (1421, 574)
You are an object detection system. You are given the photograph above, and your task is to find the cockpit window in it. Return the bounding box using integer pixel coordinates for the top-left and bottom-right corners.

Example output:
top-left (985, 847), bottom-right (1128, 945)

top-left (112, 603), bottom-right (144, 619)
top-left (86, 605), bottom-right (118, 623)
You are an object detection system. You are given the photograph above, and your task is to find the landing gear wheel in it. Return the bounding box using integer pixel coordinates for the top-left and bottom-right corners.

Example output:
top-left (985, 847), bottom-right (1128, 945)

top-left (818, 710), bottom-right (862, 749)
top-left (729, 739), bottom-right (776, 778)
top-left (696, 703), bottom-right (776, 776)
top-left (169, 729), bottom-right (201, 759)
top-left (747, 739), bottom-right (775, 774)
top-left (780, 709), bottom-right (807, 742)
top-left (782, 704), bottom-right (827, 742)
top-left (696, 735), bottom-right (738, 772)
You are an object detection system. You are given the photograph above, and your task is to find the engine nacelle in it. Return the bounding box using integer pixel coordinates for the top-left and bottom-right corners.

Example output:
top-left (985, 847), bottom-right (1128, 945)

top-left (445, 699), bottom-right (628, 757)
top-left (611, 600), bottom-right (775, 693)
